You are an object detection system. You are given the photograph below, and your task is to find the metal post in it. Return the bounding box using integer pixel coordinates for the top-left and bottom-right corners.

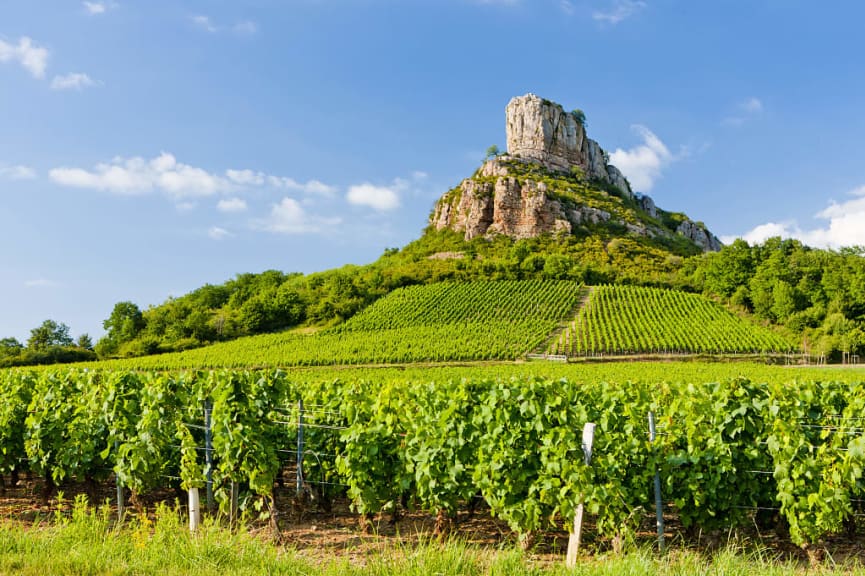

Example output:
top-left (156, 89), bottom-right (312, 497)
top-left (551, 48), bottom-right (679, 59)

top-left (566, 422), bottom-right (595, 567)
top-left (648, 412), bottom-right (665, 552)
top-left (204, 399), bottom-right (214, 512)
top-left (296, 399), bottom-right (304, 497)
top-left (115, 440), bottom-right (124, 523)
top-left (229, 481), bottom-right (239, 528)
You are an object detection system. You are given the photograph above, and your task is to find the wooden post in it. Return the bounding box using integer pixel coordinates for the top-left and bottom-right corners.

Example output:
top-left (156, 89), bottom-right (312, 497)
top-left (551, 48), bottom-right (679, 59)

top-left (189, 487), bottom-right (201, 532)
top-left (566, 422), bottom-right (595, 567)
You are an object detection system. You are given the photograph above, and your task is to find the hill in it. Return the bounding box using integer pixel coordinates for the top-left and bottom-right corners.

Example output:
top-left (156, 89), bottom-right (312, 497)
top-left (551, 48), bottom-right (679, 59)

top-left (549, 284), bottom-right (793, 356)
top-left (3, 95), bottom-right (864, 366)
top-left (88, 279), bottom-right (584, 369)
top-left (431, 94), bottom-right (721, 253)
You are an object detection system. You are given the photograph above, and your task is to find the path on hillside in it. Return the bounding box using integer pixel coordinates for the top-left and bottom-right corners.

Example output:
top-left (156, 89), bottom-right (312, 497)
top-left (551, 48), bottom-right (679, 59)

top-left (532, 285), bottom-right (594, 357)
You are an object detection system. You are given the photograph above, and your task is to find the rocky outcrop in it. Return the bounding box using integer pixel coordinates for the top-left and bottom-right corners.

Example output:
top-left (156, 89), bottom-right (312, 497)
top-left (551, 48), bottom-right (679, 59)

top-left (637, 194), bottom-right (657, 218)
top-left (677, 219), bottom-right (722, 252)
top-left (430, 94), bottom-right (724, 253)
top-left (431, 167), bottom-right (571, 240)
top-left (505, 94), bottom-right (632, 198)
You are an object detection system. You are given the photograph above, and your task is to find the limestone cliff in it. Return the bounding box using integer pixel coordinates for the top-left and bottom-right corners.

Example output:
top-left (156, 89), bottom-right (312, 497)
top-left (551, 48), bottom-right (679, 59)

top-left (431, 94), bottom-right (722, 252)
top-left (505, 94), bottom-right (632, 197)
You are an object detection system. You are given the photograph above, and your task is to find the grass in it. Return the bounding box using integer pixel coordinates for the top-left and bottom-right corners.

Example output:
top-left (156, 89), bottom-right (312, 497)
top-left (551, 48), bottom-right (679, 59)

top-left (1, 496), bottom-right (863, 575)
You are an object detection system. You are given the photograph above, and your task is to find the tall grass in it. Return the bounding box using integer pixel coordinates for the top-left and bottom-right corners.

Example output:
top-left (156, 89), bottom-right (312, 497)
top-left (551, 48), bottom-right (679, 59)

top-left (0, 496), bottom-right (859, 575)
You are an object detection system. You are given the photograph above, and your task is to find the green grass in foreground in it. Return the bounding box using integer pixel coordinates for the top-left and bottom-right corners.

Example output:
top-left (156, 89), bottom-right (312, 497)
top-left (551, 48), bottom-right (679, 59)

top-left (0, 497), bottom-right (860, 576)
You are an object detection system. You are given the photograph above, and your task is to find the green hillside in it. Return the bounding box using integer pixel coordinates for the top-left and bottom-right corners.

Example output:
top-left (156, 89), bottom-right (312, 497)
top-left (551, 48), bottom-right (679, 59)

top-left (90, 279), bottom-right (583, 370)
top-left (548, 284), bottom-right (794, 356)
top-left (74, 279), bottom-right (802, 370)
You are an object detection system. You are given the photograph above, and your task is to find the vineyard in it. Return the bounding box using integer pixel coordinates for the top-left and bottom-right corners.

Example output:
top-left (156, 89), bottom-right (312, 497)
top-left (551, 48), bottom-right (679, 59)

top-left (548, 284), bottom-right (794, 356)
top-left (89, 280), bottom-right (583, 370)
top-left (3, 364), bottom-right (865, 549)
top-left (81, 280), bottom-right (803, 371)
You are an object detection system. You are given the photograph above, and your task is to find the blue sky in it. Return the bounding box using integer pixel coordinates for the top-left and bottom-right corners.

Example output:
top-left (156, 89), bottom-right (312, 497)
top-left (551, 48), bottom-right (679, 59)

top-left (3, 0), bottom-right (865, 342)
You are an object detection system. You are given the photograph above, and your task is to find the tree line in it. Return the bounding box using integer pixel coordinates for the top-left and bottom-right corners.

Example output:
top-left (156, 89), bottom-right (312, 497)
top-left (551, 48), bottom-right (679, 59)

top-left (3, 230), bottom-right (864, 366)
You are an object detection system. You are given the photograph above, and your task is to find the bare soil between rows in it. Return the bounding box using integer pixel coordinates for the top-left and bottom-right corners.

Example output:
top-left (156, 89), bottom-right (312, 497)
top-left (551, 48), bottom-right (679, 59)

top-left (2, 473), bottom-right (865, 569)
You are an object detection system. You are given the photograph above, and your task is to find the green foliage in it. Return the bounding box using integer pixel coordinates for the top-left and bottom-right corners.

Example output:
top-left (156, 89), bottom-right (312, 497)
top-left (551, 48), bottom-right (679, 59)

top-left (4, 364), bottom-right (865, 548)
top-left (485, 144), bottom-right (501, 159)
top-left (550, 284), bottom-right (793, 356)
top-left (27, 319), bottom-right (73, 351)
top-left (24, 370), bottom-right (109, 485)
top-left (338, 382), bottom-right (412, 515)
top-left (405, 380), bottom-right (482, 519)
top-left (85, 280), bottom-right (583, 370)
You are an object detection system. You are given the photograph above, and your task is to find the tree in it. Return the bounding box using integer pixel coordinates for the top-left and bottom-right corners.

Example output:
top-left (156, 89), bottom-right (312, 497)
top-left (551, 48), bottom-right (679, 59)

top-left (0, 337), bottom-right (23, 359)
top-left (485, 145), bottom-right (501, 159)
top-left (76, 334), bottom-right (94, 350)
top-left (572, 108), bottom-right (587, 127)
top-left (103, 301), bottom-right (145, 343)
top-left (27, 320), bottom-right (73, 351)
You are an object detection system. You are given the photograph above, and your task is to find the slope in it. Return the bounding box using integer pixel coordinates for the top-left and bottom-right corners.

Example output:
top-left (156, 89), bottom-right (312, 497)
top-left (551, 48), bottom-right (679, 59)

top-left (88, 279), bottom-right (584, 370)
top-left (549, 284), bottom-right (795, 356)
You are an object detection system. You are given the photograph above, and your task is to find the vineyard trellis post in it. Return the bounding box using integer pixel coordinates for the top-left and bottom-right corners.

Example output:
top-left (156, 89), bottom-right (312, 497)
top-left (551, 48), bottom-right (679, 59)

top-left (648, 411), bottom-right (665, 552)
top-left (566, 422), bottom-right (595, 568)
top-left (114, 439), bottom-right (125, 523)
top-left (204, 399), bottom-right (214, 512)
top-left (188, 486), bottom-right (201, 532)
top-left (229, 481), bottom-right (239, 528)
top-left (296, 399), bottom-right (305, 498)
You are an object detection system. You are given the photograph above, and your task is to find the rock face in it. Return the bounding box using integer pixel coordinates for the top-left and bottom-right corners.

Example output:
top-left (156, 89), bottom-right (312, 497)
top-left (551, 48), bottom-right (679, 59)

top-left (676, 219), bottom-right (723, 252)
top-left (430, 94), bottom-right (723, 253)
top-left (637, 194), bottom-right (657, 218)
top-left (505, 94), bottom-right (632, 198)
top-left (430, 162), bottom-right (572, 240)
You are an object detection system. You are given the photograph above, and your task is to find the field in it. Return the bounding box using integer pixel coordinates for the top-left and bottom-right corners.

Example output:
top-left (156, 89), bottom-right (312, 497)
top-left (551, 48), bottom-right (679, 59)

top-left (87, 279), bottom-right (584, 370)
top-left (78, 281), bottom-right (798, 371)
top-left (548, 285), bottom-right (794, 356)
top-left (4, 363), bottom-right (865, 553)
top-left (0, 279), bottom-right (856, 573)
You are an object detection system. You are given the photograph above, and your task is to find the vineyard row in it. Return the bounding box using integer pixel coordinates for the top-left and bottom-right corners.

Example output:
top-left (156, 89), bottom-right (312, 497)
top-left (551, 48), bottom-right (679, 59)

top-left (1, 368), bottom-right (863, 546)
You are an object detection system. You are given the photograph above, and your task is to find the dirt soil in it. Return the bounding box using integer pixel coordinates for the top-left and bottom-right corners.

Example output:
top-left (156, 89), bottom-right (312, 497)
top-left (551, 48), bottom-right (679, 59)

top-left (3, 473), bottom-right (865, 569)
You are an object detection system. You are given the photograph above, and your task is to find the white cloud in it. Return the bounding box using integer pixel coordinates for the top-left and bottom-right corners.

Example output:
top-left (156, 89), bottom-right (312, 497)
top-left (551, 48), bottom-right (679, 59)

top-left (51, 72), bottom-right (96, 91)
top-left (83, 1), bottom-right (117, 14)
top-left (256, 197), bottom-right (341, 235)
top-left (0, 165), bottom-right (37, 180)
top-left (0, 37), bottom-right (49, 79)
top-left (741, 97), bottom-right (763, 113)
top-left (608, 125), bottom-right (674, 192)
top-left (50, 152), bottom-right (232, 199)
top-left (208, 226), bottom-right (232, 240)
top-left (560, 0), bottom-right (575, 14)
top-left (226, 169), bottom-right (336, 196)
top-left (233, 21), bottom-right (258, 35)
top-left (593, 0), bottom-right (646, 24)
top-left (347, 183), bottom-right (401, 212)
top-left (724, 186), bottom-right (865, 249)
top-left (217, 197), bottom-right (248, 213)
top-left (24, 278), bottom-right (58, 288)
top-left (192, 15), bottom-right (258, 35)
top-left (192, 15), bottom-right (219, 33)
top-left (50, 153), bottom-right (334, 207)
top-left (723, 96), bottom-right (764, 126)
